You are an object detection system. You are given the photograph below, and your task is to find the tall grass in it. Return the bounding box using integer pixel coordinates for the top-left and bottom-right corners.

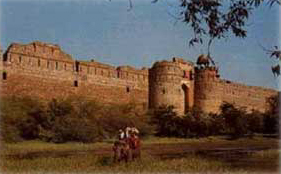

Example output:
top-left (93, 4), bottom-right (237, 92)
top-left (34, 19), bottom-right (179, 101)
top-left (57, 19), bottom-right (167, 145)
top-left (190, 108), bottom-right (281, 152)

top-left (1, 152), bottom-right (233, 173)
top-left (0, 137), bottom-right (279, 174)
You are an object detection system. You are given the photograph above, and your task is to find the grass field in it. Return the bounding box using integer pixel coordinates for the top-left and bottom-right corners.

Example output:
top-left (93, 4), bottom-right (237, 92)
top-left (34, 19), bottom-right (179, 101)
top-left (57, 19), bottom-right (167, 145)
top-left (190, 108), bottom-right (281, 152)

top-left (0, 136), bottom-right (280, 174)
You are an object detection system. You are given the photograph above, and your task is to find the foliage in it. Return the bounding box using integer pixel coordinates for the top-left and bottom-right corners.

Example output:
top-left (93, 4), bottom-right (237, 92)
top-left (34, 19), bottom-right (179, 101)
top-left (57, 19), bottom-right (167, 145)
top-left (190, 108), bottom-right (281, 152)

top-left (150, 105), bottom-right (178, 137)
top-left (219, 102), bottom-right (249, 138)
top-left (150, 105), bottom-right (224, 138)
top-left (245, 110), bottom-right (264, 134)
top-left (97, 103), bottom-right (154, 139)
top-left (0, 96), bottom-right (153, 143)
top-left (1, 95), bottom-right (279, 143)
top-left (0, 96), bottom-right (43, 142)
top-left (263, 94), bottom-right (279, 134)
top-left (152, 0), bottom-right (280, 55)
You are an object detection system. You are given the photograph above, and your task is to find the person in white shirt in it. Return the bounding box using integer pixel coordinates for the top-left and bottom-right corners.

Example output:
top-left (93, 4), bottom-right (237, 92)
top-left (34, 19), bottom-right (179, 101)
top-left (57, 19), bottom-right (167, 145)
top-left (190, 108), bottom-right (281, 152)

top-left (118, 129), bottom-right (125, 140)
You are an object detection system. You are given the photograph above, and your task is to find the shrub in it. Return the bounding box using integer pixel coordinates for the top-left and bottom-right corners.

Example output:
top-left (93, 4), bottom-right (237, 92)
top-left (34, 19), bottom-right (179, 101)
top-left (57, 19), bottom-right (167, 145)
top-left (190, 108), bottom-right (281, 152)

top-left (245, 110), bottom-right (264, 134)
top-left (150, 105), bottom-right (225, 138)
top-left (150, 105), bottom-right (178, 137)
top-left (263, 94), bottom-right (279, 135)
top-left (98, 103), bottom-right (154, 139)
top-left (0, 96), bottom-right (43, 142)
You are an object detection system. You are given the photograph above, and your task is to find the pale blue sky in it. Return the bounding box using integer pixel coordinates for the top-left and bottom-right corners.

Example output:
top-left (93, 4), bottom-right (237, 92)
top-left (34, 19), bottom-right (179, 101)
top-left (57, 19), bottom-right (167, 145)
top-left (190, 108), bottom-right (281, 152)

top-left (0, 0), bottom-right (280, 89)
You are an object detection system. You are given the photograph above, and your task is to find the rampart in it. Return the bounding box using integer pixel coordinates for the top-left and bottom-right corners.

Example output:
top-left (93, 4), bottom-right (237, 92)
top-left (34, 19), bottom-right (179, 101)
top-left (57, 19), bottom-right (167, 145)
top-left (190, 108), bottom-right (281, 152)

top-left (0, 42), bottom-right (149, 110)
top-left (0, 41), bottom-right (278, 114)
top-left (194, 66), bottom-right (277, 113)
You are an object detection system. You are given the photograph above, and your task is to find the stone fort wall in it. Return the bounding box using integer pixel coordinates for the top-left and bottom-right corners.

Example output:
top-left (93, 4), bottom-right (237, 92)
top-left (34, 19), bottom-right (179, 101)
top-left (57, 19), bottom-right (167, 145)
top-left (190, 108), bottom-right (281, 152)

top-left (194, 67), bottom-right (277, 113)
top-left (0, 41), bottom-right (278, 114)
top-left (0, 42), bottom-right (149, 110)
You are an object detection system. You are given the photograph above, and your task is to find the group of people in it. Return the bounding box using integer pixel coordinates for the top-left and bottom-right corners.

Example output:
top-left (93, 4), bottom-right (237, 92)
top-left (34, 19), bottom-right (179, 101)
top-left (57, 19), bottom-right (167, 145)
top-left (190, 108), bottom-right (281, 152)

top-left (113, 126), bottom-right (141, 162)
top-left (118, 127), bottom-right (139, 141)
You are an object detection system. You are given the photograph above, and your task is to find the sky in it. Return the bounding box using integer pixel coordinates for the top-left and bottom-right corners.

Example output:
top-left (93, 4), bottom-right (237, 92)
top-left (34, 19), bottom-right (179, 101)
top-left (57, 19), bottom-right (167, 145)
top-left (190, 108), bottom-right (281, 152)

top-left (0, 0), bottom-right (280, 90)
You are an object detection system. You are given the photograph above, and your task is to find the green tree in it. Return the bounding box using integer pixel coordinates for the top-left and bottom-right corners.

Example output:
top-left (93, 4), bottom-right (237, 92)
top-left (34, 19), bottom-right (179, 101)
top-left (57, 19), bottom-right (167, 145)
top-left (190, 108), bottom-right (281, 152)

top-left (124, 0), bottom-right (281, 71)
top-left (150, 105), bottom-right (178, 137)
top-left (220, 102), bottom-right (248, 138)
top-left (263, 94), bottom-right (279, 134)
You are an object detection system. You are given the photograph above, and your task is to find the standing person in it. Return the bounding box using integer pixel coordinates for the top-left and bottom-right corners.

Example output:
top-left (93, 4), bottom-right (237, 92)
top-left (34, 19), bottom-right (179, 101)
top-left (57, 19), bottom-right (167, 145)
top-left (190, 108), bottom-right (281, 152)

top-left (118, 129), bottom-right (125, 140)
top-left (131, 127), bottom-right (139, 137)
top-left (125, 127), bottom-right (132, 139)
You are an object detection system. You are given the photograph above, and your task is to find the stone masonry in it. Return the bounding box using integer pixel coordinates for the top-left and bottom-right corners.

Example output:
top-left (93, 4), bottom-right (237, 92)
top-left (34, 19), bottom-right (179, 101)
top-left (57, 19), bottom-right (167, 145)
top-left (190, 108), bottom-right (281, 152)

top-left (0, 41), bottom-right (278, 114)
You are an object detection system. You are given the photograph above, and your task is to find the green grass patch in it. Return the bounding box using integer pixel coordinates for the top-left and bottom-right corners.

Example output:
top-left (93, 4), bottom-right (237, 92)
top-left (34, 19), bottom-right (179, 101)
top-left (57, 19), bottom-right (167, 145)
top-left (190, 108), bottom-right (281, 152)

top-left (1, 152), bottom-right (235, 173)
top-left (0, 137), bottom-right (279, 173)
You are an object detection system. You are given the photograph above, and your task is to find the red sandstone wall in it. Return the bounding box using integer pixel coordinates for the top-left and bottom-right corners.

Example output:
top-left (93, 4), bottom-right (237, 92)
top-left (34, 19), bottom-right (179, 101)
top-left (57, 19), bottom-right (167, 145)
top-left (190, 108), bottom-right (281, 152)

top-left (218, 80), bottom-right (277, 112)
top-left (194, 67), bottom-right (278, 113)
top-left (0, 41), bottom-right (278, 114)
top-left (0, 42), bottom-right (149, 110)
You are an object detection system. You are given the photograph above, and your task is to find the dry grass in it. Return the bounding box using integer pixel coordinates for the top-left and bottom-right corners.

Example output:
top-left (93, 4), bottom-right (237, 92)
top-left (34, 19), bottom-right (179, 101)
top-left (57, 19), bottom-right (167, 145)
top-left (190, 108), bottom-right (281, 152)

top-left (1, 152), bottom-right (233, 173)
top-left (0, 137), bottom-right (279, 174)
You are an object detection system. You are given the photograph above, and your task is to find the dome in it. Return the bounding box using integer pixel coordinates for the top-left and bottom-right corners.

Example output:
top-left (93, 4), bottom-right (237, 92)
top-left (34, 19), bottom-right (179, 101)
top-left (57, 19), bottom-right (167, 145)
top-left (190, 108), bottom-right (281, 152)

top-left (196, 54), bottom-right (210, 66)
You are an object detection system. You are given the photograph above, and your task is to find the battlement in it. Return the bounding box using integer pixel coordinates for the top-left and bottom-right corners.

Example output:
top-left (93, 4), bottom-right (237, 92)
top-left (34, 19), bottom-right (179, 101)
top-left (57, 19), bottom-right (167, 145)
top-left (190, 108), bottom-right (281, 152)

top-left (4, 41), bottom-right (73, 62)
top-left (195, 66), bottom-right (219, 81)
top-left (172, 57), bottom-right (194, 66)
top-left (0, 41), bottom-right (278, 114)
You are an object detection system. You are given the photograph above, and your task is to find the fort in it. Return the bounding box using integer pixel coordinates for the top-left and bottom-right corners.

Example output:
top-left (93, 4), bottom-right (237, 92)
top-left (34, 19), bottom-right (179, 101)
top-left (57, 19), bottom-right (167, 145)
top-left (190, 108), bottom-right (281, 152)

top-left (0, 41), bottom-right (278, 114)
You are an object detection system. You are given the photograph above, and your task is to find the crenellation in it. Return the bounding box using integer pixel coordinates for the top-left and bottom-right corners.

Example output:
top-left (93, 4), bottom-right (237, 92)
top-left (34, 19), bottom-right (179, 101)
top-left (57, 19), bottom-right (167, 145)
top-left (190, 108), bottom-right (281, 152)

top-left (0, 41), bottom-right (278, 115)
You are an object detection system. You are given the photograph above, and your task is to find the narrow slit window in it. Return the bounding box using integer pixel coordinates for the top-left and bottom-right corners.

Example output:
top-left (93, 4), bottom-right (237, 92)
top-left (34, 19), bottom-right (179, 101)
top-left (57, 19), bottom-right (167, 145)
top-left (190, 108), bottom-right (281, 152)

top-left (55, 62), bottom-right (58, 70)
top-left (126, 87), bottom-right (130, 93)
top-left (19, 56), bottom-right (22, 63)
top-left (47, 61), bottom-right (50, 69)
top-left (38, 59), bottom-right (41, 67)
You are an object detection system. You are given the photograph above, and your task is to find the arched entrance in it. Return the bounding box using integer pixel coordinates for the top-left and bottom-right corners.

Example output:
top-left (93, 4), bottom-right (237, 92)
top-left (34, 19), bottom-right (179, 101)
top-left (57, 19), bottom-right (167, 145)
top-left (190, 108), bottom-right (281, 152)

top-left (182, 84), bottom-right (189, 113)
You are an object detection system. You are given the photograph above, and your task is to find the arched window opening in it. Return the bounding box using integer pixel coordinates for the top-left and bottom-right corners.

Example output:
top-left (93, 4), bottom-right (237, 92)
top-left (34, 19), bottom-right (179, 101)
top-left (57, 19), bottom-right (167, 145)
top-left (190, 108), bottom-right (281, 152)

top-left (126, 87), bottom-right (130, 93)
top-left (75, 61), bottom-right (79, 72)
top-left (2, 72), bottom-right (7, 80)
top-left (74, 80), bottom-right (78, 87)
top-left (182, 84), bottom-right (189, 114)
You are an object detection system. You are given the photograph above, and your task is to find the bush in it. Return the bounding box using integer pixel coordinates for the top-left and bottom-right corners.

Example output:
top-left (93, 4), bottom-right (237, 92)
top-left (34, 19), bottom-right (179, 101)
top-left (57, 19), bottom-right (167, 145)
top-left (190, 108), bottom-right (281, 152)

top-left (263, 94), bottom-right (279, 135)
top-left (150, 106), bottom-right (225, 138)
top-left (98, 103), bottom-right (154, 139)
top-left (245, 110), bottom-right (264, 134)
top-left (0, 96), bottom-right (43, 142)
top-left (219, 102), bottom-right (249, 138)
top-left (150, 105), bottom-right (178, 137)
top-left (0, 96), bottom-right (153, 143)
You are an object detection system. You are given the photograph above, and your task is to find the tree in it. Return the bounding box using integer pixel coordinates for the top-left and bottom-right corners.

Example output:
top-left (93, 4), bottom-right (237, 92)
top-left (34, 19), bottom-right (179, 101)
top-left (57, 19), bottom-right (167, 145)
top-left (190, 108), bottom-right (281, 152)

top-left (219, 102), bottom-right (248, 138)
top-left (154, 0), bottom-right (280, 56)
top-left (263, 94), bottom-right (280, 134)
top-left (119, 0), bottom-right (280, 67)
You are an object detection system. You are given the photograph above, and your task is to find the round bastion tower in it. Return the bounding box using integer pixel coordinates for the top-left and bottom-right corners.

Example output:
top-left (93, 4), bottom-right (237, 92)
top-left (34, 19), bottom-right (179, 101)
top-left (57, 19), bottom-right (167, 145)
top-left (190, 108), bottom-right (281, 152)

top-left (149, 60), bottom-right (187, 115)
top-left (194, 54), bottom-right (221, 113)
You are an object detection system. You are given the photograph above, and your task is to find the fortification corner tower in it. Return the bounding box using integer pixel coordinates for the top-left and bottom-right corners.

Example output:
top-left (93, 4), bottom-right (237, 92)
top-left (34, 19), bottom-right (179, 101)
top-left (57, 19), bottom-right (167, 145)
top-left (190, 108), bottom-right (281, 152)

top-left (149, 58), bottom-right (195, 115)
top-left (194, 55), bottom-right (221, 113)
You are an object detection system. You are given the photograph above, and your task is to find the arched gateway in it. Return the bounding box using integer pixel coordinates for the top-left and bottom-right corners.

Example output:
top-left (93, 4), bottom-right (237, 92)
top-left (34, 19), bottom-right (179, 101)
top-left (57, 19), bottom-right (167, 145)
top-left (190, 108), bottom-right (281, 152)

top-left (182, 84), bottom-right (189, 114)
